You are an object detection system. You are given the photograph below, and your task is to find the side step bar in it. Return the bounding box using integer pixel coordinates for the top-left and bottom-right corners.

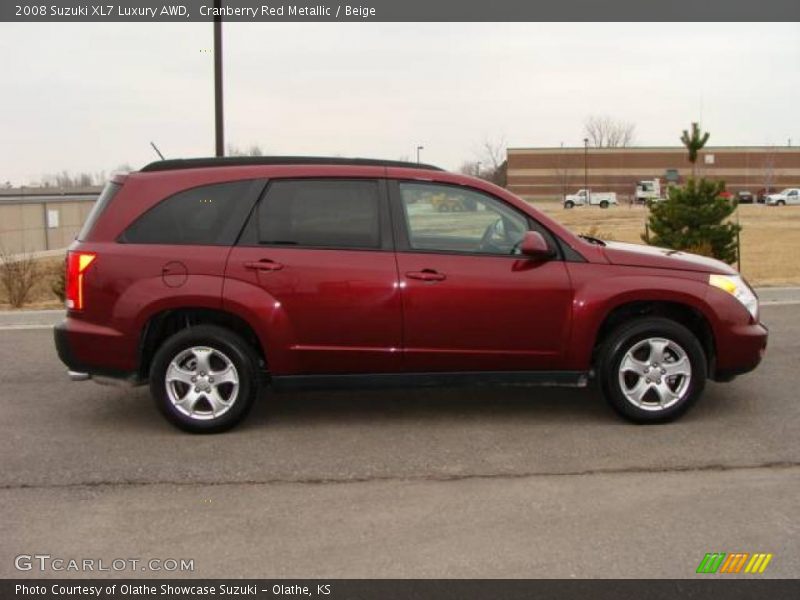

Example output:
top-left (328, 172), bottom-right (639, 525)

top-left (271, 370), bottom-right (589, 393)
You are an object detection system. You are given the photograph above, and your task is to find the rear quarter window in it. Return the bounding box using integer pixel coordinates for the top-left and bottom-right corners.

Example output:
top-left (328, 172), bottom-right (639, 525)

top-left (121, 180), bottom-right (254, 245)
top-left (77, 182), bottom-right (121, 241)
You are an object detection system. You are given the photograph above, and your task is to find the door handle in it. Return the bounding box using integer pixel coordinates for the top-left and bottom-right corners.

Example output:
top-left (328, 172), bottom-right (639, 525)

top-left (405, 269), bottom-right (446, 282)
top-left (244, 259), bottom-right (284, 271)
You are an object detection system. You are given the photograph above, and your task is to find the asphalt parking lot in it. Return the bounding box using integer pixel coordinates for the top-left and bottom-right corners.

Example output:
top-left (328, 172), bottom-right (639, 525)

top-left (0, 304), bottom-right (798, 579)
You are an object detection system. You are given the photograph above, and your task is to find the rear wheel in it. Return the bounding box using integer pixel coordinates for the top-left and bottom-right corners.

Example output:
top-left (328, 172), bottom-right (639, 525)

top-left (599, 200), bottom-right (609, 209)
top-left (150, 325), bottom-right (259, 433)
top-left (598, 318), bottom-right (706, 423)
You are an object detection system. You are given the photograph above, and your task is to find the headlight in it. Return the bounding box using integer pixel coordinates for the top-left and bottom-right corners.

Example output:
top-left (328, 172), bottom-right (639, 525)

top-left (709, 274), bottom-right (758, 320)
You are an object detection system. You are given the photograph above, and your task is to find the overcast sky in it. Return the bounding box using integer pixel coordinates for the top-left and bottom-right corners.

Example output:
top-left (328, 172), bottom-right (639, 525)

top-left (1, 22), bottom-right (798, 184)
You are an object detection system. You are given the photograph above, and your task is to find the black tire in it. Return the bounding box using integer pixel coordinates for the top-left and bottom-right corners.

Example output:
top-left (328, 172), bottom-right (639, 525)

top-left (600, 200), bottom-right (609, 209)
top-left (149, 325), bottom-right (260, 433)
top-left (564, 201), bottom-right (574, 209)
top-left (777, 200), bottom-right (785, 206)
top-left (598, 317), bottom-right (707, 424)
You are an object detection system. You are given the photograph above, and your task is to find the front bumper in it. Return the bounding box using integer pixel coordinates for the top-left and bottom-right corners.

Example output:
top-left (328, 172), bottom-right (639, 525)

top-left (712, 320), bottom-right (768, 382)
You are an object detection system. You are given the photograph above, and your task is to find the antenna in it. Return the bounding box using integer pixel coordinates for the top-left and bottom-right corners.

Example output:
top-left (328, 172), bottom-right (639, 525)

top-left (150, 142), bottom-right (165, 160)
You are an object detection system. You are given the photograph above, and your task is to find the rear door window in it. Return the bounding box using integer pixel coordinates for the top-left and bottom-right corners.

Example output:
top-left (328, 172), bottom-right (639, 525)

top-left (121, 180), bottom-right (254, 245)
top-left (241, 180), bottom-right (382, 249)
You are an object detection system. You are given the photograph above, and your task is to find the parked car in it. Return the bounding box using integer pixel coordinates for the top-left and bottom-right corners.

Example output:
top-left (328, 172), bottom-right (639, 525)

top-left (756, 187), bottom-right (778, 204)
top-left (55, 157), bottom-right (767, 432)
top-left (564, 189), bottom-right (617, 209)
top-left (736, 191), bottom-right (754, 204)
top-left (765, 188), bottom-right (800, 206)
top-left (718, 190), bottom-right (733, 200)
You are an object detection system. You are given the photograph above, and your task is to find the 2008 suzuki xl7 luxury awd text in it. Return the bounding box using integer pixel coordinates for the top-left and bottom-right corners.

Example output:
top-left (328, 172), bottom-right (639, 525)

top-left (54, 157), bottom-right (768, 432)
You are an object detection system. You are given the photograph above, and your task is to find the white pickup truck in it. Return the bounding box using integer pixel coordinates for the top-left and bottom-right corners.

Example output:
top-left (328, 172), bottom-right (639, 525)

top-left (765, 188), bottom-right (800, 206)
top-left (564, 189), bottom-right (617, 209)
top-left (635, 179), bottom-right (664, 204)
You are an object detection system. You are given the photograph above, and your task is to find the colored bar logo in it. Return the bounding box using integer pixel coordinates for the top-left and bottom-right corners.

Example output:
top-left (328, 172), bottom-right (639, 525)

top-left (697, 552), bottom-right (773, 574)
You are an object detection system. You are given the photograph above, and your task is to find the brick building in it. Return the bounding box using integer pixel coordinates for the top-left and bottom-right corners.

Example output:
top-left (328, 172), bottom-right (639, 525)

top-left (507, 146), bottom-right (800, 202)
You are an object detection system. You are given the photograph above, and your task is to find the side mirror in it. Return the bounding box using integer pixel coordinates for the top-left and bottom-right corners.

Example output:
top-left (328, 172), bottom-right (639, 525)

top-left (520, 231), bottom-right (552, 259)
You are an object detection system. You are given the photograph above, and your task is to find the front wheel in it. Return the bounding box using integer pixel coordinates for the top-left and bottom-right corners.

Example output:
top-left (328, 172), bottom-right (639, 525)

top-left (598, 318), bottom-right (707, 423)
top-left (564, 200), bottom-right (574, 209)
top-left (150, 325), bottom-right (260, 433)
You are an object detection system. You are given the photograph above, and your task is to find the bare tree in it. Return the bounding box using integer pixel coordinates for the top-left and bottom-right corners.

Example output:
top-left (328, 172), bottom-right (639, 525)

top-left (584, 115), bottom-right (636, 148)
top-left (458, 137), bottom-right (508, 185)
top-left (39, 171), bottom-right (106, 189)
top-left (227, 144), bottom-right (265, 157)
top-left (458, 160), bottom-right (482, 177)
top-left (0, 248), bottom-right (38, 308)
top-left (479, 137), bottom-right (508, 186)
top-left (482, 137), bottom-right (505, 169)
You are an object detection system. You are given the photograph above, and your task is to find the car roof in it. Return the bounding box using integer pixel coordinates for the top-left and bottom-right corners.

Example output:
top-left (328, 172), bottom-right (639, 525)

top-left (140, 156), bottom-right (444, 173)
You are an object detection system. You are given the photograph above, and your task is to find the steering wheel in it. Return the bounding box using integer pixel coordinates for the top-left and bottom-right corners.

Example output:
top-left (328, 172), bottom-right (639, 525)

top-left (478, 220), bottom-right (500, 252)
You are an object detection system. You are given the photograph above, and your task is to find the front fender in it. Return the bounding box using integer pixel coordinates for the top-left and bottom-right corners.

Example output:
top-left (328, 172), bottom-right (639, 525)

top-left (565, 264), bottom-right (717, 370)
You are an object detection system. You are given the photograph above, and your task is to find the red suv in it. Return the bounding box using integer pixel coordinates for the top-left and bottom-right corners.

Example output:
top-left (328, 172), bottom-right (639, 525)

top-left (54, 157), bottom-right (767, 432)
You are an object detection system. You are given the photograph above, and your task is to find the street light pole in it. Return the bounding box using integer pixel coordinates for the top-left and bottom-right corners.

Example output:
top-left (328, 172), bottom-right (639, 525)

top-left (583, 138), bottom-right (589, 204)
top-left (416, 145), bottom-right (424, 163)
top-left (213, 0), bottom-right (224, 157)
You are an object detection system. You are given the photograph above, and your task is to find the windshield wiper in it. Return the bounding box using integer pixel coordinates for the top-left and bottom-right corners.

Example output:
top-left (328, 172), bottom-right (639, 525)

top-left (578, 234), bottom-right (606, 246)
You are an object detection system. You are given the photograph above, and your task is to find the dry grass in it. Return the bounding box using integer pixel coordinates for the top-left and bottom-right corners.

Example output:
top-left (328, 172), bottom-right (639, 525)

top-left (0, 255), bottom-right (64, 310)
top-left (535, 203), bottom-right (800, 287)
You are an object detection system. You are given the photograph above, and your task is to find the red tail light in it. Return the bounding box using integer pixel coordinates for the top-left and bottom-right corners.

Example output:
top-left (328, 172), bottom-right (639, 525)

top-left (65, 251), bottom-right (96, 310)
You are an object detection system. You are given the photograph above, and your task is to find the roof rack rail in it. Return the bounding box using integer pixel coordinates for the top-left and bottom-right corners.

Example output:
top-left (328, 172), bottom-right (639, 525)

top-left (140, 156), bottom-right (444, 172)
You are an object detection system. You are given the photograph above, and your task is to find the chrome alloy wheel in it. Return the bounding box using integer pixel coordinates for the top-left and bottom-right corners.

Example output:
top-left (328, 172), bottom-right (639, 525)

top-left (617, 337), bottom-right (692, 411)
top-left (165, 346), bottom-right (239, 420)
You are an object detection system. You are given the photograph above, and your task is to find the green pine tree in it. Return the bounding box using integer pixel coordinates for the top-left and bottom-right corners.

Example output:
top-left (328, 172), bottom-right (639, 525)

top-left (643, 178), bottom-right (741, 265)
top-left (680, 122), bottom-right (710, 177)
